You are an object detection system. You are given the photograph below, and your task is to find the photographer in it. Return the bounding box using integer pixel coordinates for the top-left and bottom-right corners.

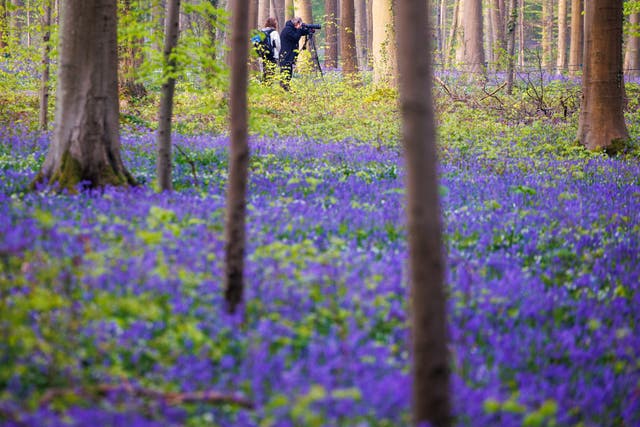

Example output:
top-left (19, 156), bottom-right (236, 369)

top-left (279, 17), bottom-right (314, 90)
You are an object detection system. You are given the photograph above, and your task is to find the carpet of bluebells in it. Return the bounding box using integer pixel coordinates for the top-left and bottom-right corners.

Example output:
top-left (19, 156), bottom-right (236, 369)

top-left (1, 126), bottom-right (639, 427)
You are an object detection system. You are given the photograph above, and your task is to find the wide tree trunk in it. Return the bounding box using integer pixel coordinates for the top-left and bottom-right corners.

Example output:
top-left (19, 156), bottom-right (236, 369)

top-left (624, 12), bottom-right (640, 78)
top-left (38, 0), bottom-right (53, 130)
top-left (578, 0), bottom-right (629, 153)
top-left (341, 0), bottom-right (357, 74)
top-left (396, 0), bottom-right (450, 425)
top-left (35, 0), bottom-right (135, 191)
top-left (225, 0), bottom-right (250, 314)
top-left (156, 0), bottom-right (181, 192)
top-left (463, 0), bottom-right (485, 74)
top-left (556, 0), bottom-right (568, 74)
top-left (372, 0), bottom-right (395, 83)
top-left (324, 0), bottom-right (338, 69)
top-left (293, 0), bottom-right (312, 22)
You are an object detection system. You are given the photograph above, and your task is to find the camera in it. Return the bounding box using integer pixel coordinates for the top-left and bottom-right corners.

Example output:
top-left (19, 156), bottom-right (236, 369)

top-left (302, 23), bottom-right (322, 33)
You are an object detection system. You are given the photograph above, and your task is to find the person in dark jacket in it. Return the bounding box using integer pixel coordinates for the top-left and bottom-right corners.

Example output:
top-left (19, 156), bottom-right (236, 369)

top-left (279, 17), bottom-right (310, 90)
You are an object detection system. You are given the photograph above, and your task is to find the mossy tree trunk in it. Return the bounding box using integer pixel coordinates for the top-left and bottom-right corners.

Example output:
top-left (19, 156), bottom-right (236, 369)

top-left (35, 0), bottom-right (135, 192)
top-left (397, 0), bottom-right (451, 424)
top-left (578, 0), bottom-right (629, 153)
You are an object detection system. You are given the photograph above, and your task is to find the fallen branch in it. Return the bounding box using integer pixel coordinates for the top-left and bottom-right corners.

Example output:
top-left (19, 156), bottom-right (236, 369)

top-left (40, 384), bottom-right (255, 410)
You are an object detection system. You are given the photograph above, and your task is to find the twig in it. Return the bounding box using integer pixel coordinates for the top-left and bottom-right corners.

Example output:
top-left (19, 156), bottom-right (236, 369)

top-left (480, 82), bottom-right (506, 104)
top-left (174, 143), bottom-right (199, 186)
top-left (39, 384), bottom-right (255, 409)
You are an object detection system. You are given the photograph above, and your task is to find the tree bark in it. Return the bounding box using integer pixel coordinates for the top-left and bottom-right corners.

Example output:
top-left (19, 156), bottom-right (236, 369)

top-left (506, 0), bottom-right (517, 94)
top-left (156, 0), bottom-right (181, 192)
top-left (354, 0), bottom-right (367, 70)
top-left (225, 0), bottom-right (250, 315)
top-left (293, 0), bottom-right (312, 22)
top-left (624, 12), bottom-right (640, 78)
top-left (341, 0), bottom-right (357, 74)
top-left (324, 0), bottom-right (338, 69)
top-left (372, 0), bottom-right (395, 83)
top-left (490, 0), bottom-right (505, 65)
top-left (578, 0), bottom-right (629, 152)
top-left (285, 0), bottom-right (293, 21)
top-left (541, 0), bottom-right (554, 71)
top-left (35, 0), bottom-right (135, 192)
top-left (396, 0), bottom-right (450, 425)
top-left (258, 0), bottom-right (269, 27)
top-left (463, 0), bottom-right (485, 74)
top-left (556, 0), bottom-right (568, 74)
top-left (518, 0), bottom-right (525, 67)
top-left (38, 0), bottom-right (52, 131)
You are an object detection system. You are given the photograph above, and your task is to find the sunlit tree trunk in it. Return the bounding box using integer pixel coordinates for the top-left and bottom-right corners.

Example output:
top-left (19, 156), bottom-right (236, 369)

top-left (624, 12), bottom-right (640, 78)
top-left (156, 0), bottom-right (181, 192)
top-left (578, 0), bottom-right (628, 153)
top-left (518, 0), bottom-right (525, 67)
top-left (568, 0), bottom-right (582, 76)
top-left (447, 0), bottom-right (460, 67)
top-left (325, 0), bottom-right (338, 68)
top-left (341, 0), bottom-right (357, 74)
top-left (463, 0), bottom-right (485, 74)
top-left (556, 0), bottom-right (568, 74)
top-left (397, 0), bottom-right (450, 425)
top-left (35, 0), bottom-right (135, 191)
top-left (438, 0), bottom-right (447, 67)
top-left (258, 0), bottom-right (269, 27)
top-left (506, 0), bottom-right (517, 94)
top-left (38, 0), bottom-right (52, 131)
top-left (225, 0), bottom-right (250, 315)
top-left (541, 0), bottom-right (554, 71)
top-left (372, 0), bottom-right (395, 83)
top-left (293, 0), bottom-right (312, 22)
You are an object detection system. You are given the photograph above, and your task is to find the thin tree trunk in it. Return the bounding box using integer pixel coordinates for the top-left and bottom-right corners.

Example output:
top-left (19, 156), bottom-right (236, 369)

top-left (578, 0), bottom-right (628, 152)
top-left (446, 0), bottom-right (460, 68)
top-left (225, 0), bottom-right (250, 315)
top-left (35, 0), bottom-right (135, 191)
top-left (491, 0), bottom-right (505, 65)
top-left (396, 0), bottom-right (450, 425)
top-left (518, 0), bottom-right (525, 68)
top-left (487, 4), bottom-right (495, 68)
top-left (556, 0), bottom-right (568, 74)
top-left (624, 12), bottom-right (640, 78)
top-left (258, 0), bottom-right (269, 27)
top-left (325, 0), bottom-right (338, 69)
top-left (341, 0), bottom-right (357, 74)
top-left (439, 0), bottom-right (447, 68)
top-left (506, 0), bottom-right (517, 93)
top-left (354, 0), bottom-right (367, 70)
top-left (38, 0), bottom-right (52, 131)
top-left (541, 0), bottom-right (553, 71)
top-left (271, 0), bottom-right (284, 30)
top-left (568, 0), bottom-right (582, 76)
top-left (156, 0), bottom-right (181, 192)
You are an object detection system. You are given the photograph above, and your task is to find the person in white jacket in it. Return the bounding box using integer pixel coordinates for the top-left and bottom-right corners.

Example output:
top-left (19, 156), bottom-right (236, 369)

top-left (260, 17), bottom-right (281, 82)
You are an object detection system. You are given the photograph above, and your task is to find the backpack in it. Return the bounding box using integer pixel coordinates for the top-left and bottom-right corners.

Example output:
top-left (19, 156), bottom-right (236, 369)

top-left (251, 28), bottom-right (275, 61)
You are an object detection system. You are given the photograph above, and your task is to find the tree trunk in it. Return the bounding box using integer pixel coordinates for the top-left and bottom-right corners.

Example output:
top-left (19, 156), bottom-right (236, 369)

top-left (324, 0), bottom-right (338, 69)
top-left (568, 0), bottom-right (583, 76)
top-left (463, 0), bottom-right (485, 74)
top-left (35, 0), bottom-right (135, 192)
top-left (624, 12), bottom-right (640, 78)
top-left (446, 0), bottom-right (460, 68)
top-left (518, 0), bottom-right (525, 67)
top-left (541, 0), bottom-right (554, 71)
top-left (156, 0), bottom-right (181, 192)
top-left (293, 0), bottom-right (312, 22)
top-left (225, 0), bottom-right (250, 315)
top-left (38, 0), bottom-right (52, 131)
top-left (438, 0), bottom-right (447, 68)
top-left (258, 0), bottom-right (269, 27)
top-left (396, 0), bottom-right (450, 425)
top-left (271, 0), bottom-right (284, 30)
top-left (491, 0), bottom-right (505, 65)
top-left (556, 0), bottom-right (568, 74)
top-left (578, 0), bottom-right (628, 153)
top-left (341, 0), bottom-right (357, 74)
top-left (354, 0), bottom-right (367, 70)
top-left (120, 0), bottom-right (148, 99)
top-left (372, 0), bottom-right (395, 83)
top-left (285, 0), bottom-right (293, 20)
top-left (506, 0), bottom-right (517, 94)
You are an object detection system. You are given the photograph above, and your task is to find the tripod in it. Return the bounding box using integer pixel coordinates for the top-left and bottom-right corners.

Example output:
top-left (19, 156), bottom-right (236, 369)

top-left (302, 32), bottom-right (323, 77)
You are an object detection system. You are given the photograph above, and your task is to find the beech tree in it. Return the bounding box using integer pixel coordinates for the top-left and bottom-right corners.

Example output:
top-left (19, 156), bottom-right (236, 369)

top-left (462, 0), bottom-right (484, 74)
top-left (224, 0), bottom-right (251, 314)
top-left (341, 0), bottom-right (357, 75)
top-left (324, 0), bottom-right (338, 69)
top-left (372, 0), bottom-right (395, 83)
top-left (578, 0), bottom-right (629, 152)
top-left (35, 0), bottom-right (135, 191)
top-left (397, 0), bottom-right (451, 424)
top-left (624, 11), bottom-right (640, 78)
top-left (568, 0), bottom-right (583, 76)
top-left (556, 0), bottom-right (568, 74)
